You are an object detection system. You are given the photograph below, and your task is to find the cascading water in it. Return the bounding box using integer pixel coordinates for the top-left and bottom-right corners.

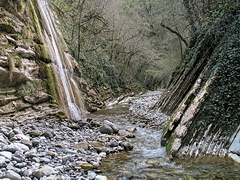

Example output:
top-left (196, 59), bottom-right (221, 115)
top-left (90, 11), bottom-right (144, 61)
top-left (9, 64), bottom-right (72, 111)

top-left (37, 0), bottom-right (82, 120)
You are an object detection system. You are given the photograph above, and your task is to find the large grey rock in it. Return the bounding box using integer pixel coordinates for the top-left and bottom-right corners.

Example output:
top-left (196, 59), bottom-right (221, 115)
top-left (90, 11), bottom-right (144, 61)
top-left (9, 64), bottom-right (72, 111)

top-left (0, 151), bottom-right (13, 159)
top-left (0, 156), bottom-right (6, 166)
top-left (12, 143), bottom-right (29, 152)
top-left (3, 144), bottom-right (20, 153)
top-left (100, 124), bottom-right (113, 135)
top-left (103, 120), bottom-right (119, 133)
top-left (1, 170), bottom-right (21, 180)
top-left (32, 166), bottom-right (56, 178)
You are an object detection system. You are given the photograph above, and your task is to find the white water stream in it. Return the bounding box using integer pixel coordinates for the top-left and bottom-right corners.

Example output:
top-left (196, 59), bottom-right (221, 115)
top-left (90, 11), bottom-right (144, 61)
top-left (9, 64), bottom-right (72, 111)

top-left (38, 0), bottom-right (82, 120)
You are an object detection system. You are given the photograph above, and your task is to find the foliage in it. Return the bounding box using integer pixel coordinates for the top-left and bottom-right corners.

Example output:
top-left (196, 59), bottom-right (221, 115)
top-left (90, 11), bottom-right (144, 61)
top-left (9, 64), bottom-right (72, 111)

top-left (49, 0), bottom-right (189, 92)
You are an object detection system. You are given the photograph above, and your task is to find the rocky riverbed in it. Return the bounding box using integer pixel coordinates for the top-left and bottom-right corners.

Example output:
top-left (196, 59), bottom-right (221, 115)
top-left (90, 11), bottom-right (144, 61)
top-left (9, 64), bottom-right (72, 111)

top-left (0, 103), bottom-right (134, 180)
top-left (1, 91), bottom-right (240, 180)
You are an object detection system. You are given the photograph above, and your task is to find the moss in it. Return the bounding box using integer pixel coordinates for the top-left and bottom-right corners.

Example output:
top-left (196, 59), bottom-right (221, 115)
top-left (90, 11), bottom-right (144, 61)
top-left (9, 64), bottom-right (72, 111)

top-left (17, 81), bottom-right (39, 97)
top-left (165, 133), bottom-right (176, 154)
top-left (44, 64), bottom-right (58, 102)
top-left (29, 0), bottom-right (43, 43)
top-left (37, 44), bottom-right (51, 62)
top-left (8, 55), bottom-right (15, 72)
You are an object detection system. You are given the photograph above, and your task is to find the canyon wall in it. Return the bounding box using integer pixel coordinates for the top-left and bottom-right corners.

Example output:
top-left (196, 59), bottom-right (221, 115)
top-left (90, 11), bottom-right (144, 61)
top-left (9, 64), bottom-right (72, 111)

top-left (0, 0), bottom-right (104, 118)
top-left (158, 3), bottom-right (240, 162)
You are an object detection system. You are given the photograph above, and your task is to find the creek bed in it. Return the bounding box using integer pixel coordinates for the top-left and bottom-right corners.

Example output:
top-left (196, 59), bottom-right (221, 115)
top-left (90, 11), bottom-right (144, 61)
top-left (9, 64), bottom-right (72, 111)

top-left (89, 92), bottom-right (240, 180)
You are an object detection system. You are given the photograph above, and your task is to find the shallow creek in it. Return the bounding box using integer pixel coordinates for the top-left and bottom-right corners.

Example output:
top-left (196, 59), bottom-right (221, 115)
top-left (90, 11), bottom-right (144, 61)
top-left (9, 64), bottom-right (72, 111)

top-left (89, 92), bottom-right (240, 180)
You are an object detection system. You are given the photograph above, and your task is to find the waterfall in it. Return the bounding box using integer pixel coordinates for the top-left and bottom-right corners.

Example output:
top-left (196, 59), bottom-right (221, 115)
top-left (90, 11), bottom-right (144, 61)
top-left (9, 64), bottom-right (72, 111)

top-left (37, 0), bottom-right (83, 120)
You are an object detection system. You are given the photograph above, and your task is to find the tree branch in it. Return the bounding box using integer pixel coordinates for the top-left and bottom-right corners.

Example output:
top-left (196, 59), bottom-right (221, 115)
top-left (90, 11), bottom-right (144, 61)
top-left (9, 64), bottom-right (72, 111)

top-left (160, 22), bottom-right (188, 47)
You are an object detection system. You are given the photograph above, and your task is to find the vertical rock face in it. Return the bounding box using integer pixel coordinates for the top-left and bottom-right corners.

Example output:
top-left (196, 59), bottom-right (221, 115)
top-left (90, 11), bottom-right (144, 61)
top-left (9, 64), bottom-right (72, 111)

top-left (0, 0), bottom-right (51, 115)
top-left (159, 5), bottom-right (240, 159)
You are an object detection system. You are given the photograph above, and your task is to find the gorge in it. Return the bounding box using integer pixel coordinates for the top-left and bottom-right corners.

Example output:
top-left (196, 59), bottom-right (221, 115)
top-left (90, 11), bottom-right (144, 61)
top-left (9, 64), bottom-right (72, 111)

top-left (0, 0), bottom-right (239, 179)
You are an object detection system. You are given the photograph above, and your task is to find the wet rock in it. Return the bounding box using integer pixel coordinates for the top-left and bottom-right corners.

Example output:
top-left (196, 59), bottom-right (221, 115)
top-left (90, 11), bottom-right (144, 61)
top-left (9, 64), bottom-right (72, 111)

top-left (95, 175), bottom-right (108, 180)
top-left (126, 126), bottom-right (137, 133)
top-left (76, 162), bottom-right (93, 170)
top-left (104, 120), bottom-right (119, 133)
top-left (120, 142), bottom-right (133, 151)
top-left (100, 124), bottom-right (113, 135)
top-left (32, 166), bottom-right (56, 178)
top-left (74, 142), bottom-right (89, 150)
top-left (1, 170), bottom-right (21, 180)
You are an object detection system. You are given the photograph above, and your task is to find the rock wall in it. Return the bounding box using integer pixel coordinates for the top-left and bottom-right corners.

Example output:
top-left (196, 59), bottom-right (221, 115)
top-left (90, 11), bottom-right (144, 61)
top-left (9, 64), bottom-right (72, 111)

top-left (0, 0), bottom-right (51, 115)
top-left (158, 3), bottom-right (240, 161)
top-left (0, 0), bottom-right (104, 117)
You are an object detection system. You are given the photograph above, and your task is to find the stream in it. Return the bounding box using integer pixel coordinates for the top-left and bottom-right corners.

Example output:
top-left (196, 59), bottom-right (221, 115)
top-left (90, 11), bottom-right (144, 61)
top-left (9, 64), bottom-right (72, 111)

top-left (89, 91), bottom-right (240, 180)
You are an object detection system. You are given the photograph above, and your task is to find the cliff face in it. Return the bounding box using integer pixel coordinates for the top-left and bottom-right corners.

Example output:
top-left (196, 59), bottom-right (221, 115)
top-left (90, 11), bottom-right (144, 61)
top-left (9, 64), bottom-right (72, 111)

top-left (0, 0), bottom-right (51, 115)
top-left (0, 0), bottom-right (104, 117)
top-left (159, 4), bottom-right (240, 160)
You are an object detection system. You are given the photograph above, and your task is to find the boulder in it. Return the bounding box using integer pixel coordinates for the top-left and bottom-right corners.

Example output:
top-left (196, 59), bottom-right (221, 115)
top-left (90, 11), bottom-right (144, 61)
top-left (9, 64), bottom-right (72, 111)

top-left (1, 170), bottom-right (21, 180)
top-left (24, 91), bottom-right (50, 104)
top-left (103, 120), bottom-right (119, 134)
top-left (100, 124), bottom-right (113, 135)
top-left (100, 120), bottom-right (119, 135)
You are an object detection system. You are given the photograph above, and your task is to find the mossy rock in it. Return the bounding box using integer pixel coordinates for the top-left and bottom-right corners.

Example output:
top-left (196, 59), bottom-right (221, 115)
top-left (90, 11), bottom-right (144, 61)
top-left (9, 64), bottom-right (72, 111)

top-left (44, 64), bottom-right (58, 102)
